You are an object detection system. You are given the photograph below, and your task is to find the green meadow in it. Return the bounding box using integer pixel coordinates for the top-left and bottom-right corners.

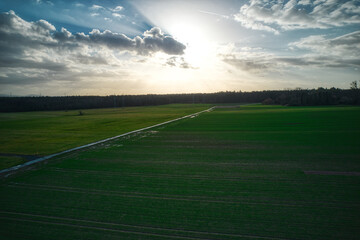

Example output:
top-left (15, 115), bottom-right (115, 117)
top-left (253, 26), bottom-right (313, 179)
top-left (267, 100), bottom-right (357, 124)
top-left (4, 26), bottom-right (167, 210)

top-left (0, 104), bottom-right (210, 169)
top-left (1, 104), bottom-right (360, 239)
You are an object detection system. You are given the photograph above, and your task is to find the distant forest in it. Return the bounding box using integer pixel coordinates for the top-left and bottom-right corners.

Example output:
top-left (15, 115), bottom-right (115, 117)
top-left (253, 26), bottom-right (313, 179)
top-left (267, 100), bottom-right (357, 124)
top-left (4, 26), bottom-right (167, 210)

top-left (1, 88), bottom-right (359, 112)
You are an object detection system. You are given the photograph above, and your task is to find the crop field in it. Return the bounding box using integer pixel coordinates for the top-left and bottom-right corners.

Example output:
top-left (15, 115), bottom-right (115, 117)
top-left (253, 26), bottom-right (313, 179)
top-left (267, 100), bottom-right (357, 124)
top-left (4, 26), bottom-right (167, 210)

top-left (1, 104), bottom-right (360, 239)
top-left (0, 104), bottom-right (210, 169)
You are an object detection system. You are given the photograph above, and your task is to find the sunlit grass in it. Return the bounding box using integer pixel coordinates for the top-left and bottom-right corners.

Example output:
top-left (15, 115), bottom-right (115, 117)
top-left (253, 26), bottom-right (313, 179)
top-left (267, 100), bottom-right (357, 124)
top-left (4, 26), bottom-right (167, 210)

top-left (0, 104), bottom-right (211, 169)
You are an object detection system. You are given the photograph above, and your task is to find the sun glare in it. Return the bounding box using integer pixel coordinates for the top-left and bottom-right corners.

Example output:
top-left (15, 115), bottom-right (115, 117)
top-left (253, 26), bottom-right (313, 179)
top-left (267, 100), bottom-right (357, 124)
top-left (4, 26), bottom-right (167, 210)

top-left (168, 21), bottom-right (214, 67)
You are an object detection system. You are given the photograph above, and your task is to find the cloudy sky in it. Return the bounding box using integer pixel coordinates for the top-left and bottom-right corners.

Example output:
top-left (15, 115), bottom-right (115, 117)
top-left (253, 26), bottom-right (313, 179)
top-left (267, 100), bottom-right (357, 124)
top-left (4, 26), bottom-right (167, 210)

top-left (0, 0), bottom-right (359, 96)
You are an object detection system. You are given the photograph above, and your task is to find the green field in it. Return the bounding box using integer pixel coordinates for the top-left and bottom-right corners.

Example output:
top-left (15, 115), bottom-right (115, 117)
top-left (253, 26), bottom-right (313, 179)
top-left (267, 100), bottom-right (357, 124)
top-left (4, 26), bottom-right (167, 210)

top-left (1, 105), bottom-right (360, 239)
top-left (0, 104), bottom-right (211, 169)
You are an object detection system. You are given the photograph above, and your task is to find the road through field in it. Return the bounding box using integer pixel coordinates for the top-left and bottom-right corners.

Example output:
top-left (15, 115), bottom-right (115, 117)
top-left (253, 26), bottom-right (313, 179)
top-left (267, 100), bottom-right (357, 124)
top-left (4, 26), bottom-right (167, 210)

top-left (0, 104), bottom-right (214, 170)
top-left (0, 106), bottom-right (215, 177)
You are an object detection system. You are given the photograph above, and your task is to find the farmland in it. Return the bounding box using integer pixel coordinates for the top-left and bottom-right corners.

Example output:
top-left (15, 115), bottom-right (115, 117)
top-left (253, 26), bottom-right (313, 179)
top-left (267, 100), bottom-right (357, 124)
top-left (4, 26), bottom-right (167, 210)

top-left (1, 104), bottom-right (360, 239)
top-left (0, 104), bottom-right (210, 169)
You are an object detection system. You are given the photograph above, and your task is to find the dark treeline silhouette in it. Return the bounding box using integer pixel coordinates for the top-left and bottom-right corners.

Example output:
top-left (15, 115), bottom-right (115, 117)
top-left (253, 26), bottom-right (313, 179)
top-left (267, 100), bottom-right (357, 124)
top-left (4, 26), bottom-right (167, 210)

top-left (0, 88), bottom-right (359, 112)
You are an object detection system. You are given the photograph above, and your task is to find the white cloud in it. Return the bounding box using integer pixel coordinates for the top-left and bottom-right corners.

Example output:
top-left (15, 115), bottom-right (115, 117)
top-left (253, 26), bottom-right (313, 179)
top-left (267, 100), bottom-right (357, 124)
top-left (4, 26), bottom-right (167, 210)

top-left (111, 6), bottom-right (123, 12)
top-left (0, 11), bottom-right (186, 58)
top-left (35, 0), bottom-right (53, 5)
top-left (234, 13), bottom-right (279, 34)
top-left (234, 0), bottom-right (360, 33)
top-left (112, 13), bottom-right (124, 18)
top-left (298, 0), bottom-right (311, 5)
top-left (221, 31), bottom-right (360, 74)
top-left (74, 3), bottom-right (84, 8)
top-left (290, 31), bottom-right (360, 57)
top-left (90, 4), bottom-right (104, 10)
top-left (0, 10), bottom-right (187, 90)
top-left (35, 19), bottom-right (56, 32)
top-left (0, 10), bottom-right (56, 44)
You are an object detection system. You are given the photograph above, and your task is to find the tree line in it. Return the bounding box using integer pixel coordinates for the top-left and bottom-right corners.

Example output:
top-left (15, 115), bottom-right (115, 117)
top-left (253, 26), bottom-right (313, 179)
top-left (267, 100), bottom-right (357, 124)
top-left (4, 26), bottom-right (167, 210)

top-left (0, 88), bottom-right (359, 112)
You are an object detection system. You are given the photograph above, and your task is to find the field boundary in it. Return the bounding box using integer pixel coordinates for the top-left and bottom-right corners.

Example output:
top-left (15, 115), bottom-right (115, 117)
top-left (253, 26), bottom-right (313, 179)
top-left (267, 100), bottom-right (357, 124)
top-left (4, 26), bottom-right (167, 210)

top-left (0, 107), bottom-right (215, 177)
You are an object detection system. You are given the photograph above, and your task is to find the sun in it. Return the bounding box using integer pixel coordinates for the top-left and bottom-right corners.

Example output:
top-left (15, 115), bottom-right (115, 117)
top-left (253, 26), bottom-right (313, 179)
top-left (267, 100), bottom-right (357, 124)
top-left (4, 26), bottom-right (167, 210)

top-left (167, 21), bottom-right (214, 67)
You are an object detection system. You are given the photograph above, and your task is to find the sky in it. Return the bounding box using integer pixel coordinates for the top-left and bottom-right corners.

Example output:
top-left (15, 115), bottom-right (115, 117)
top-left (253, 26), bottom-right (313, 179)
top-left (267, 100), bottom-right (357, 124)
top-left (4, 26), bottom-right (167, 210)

top-left (0, 0), bottom-right (359, 96)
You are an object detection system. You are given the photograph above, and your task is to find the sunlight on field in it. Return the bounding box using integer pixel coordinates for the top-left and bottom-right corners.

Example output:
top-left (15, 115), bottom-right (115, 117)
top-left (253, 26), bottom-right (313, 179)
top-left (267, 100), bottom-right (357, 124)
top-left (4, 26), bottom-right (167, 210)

top-left (0, 104), bottom-right (211, 169)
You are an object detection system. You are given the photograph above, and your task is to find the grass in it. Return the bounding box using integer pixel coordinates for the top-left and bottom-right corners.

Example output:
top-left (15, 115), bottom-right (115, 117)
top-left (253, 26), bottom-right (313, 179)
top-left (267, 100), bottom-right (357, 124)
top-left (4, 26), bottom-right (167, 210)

top-left (0, 104), bottom-right (360, 239)
top-left (0, 104), bottom-right (211, 169)
top-left (0, 156), bottom-right (26, 169)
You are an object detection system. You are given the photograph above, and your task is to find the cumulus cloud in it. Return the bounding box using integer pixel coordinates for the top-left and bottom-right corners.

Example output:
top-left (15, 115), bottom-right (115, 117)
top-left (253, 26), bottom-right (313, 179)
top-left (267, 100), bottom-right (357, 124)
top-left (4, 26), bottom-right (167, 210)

top-left (0, 10), bottom-right (55, 37)
top-left (0, 10), bottom-right (58, 60)
top-left (52, 26), bottom-right (186, 55)
top-left (0, 10), bottom-right (186, 59)
top-left (139, 27), bottom-right (186, 55)
top-left (0, 10), bottom-right (187, 89)
top-left (234, 0), bottom-right (360, 33)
